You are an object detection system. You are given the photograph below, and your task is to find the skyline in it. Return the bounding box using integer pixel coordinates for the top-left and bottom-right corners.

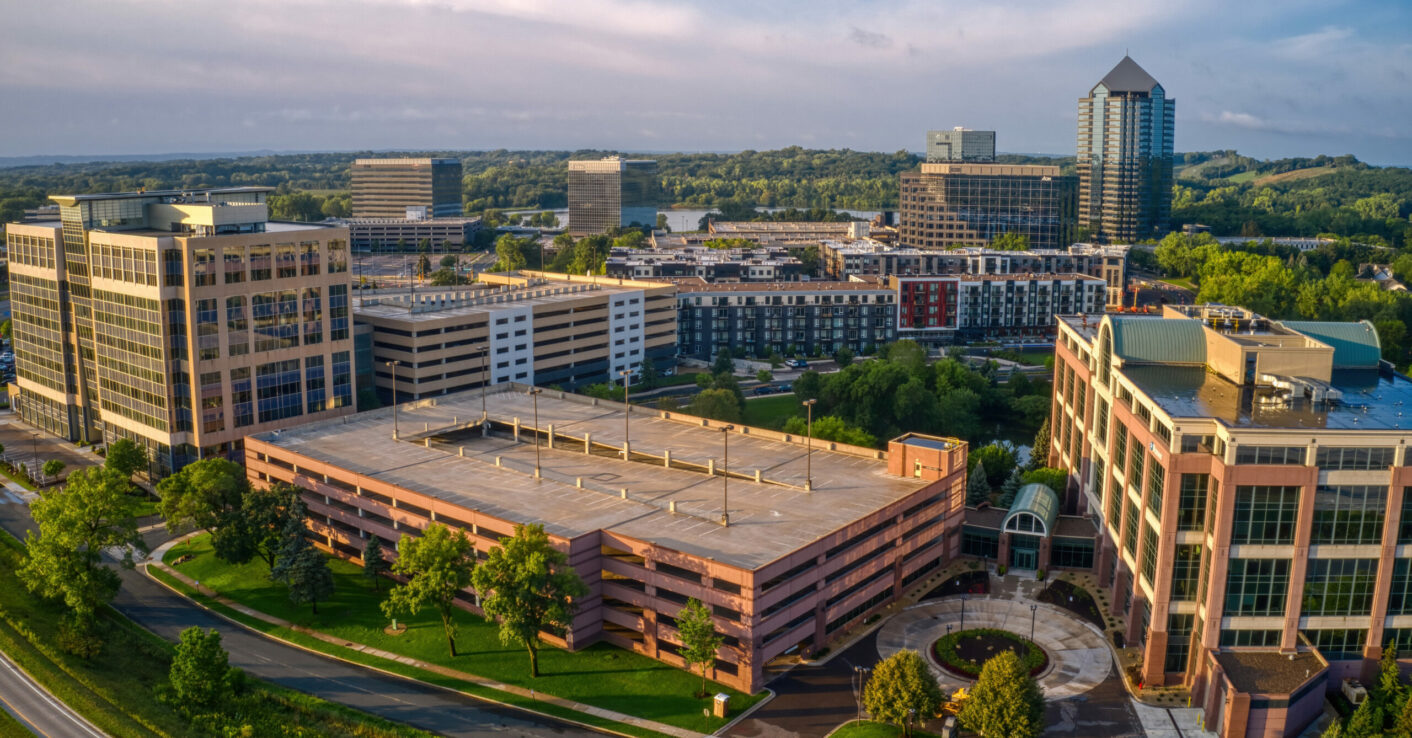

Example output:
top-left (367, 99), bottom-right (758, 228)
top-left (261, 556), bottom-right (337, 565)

top-left (2, 0), bottom-right (1409, 165)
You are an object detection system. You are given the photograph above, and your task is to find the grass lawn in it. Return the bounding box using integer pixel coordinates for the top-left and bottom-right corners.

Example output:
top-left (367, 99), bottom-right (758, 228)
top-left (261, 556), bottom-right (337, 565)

top-left (650, 373), bottom-right (706, 388)
top-left (0, 708), bottom-right (30, 738)
top-left (742, 394), bottom-right (803, 429)
top-left (130, 495), bottom-right (162, 518)
top-left (830, 720), bottom-right (939, 738)
top-left (164, 535), bottom-right (764, 733)
top-left (0, 466), bottom-right (34, 492)
top-left (0, 532), bottom-right (433, 738)
top-left (1159, 276), bottom-right (1196, 291)
top-left (1014, 351), bottom-right (1052, 367)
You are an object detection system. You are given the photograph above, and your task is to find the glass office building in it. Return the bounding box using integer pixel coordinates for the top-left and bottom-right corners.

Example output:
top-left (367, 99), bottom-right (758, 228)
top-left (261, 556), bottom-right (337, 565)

top-left (1077, 56), bottom-right (1175, 243)
top-left (898, 163), bottom-right (1078, 250)
top-left (567, 157), bottom-right (658, 236)
top-left (350, 158), bottom-right (463, 219)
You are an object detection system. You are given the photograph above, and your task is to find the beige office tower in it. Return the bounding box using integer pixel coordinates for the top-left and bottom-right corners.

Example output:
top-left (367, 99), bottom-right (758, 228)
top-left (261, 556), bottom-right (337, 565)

top-left (5, 187), bottom-right (356, 475)
top-left (350, 158), bottom-right (463, 219)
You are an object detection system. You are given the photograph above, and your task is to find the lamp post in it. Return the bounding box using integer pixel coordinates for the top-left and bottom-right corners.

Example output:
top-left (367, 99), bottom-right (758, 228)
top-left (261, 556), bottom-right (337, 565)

top-left (386, 360), bottom-right (402, 439)
top-left (528, 387), bottom-right (543, 478)
top-left (719, 424), bottom-right (734, 526)
top-left (619, 369), bottom-right (633, 460)
top-left (477, 345), bottom-right (489, 421)
top-left (802, 398), bottom-right (817, 491)
top-left (960, 594), bottom-right (969, 632)
top-left (1030, 603), bottom-right (1038, 643)
top-left (851, 666), bottom-right (870, 726)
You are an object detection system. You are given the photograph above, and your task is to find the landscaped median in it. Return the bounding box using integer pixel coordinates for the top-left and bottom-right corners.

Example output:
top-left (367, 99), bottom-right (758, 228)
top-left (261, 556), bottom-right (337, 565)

top-left (153, 533), bottom-right (766, 738)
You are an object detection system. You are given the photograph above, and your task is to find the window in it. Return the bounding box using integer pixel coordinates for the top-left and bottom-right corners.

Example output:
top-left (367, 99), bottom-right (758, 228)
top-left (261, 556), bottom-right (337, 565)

top-left (1123, 497), bottom-right (1139, 557)
top-left (1231, 486), bottom-right (1300, 545)
top-left (1311, 485), bottom-right (1387, 545)
top-left (302, 288), bottom-right (323, 346)
top-left (1315, 447), bottom-right (1394, 471)
top-left (1306, 629), bottom-right (1367, 661)
top-left (299, 241), bottom-right (321, 276)
top-left (1113, 429), bottom-right (1128, 479)
top-left (329, 285), bottom-right (349, 341)
top-left (1127, 435), bottom-right (1143, 482)
top-left (327, 239), bottom-right (348, 274)
top-left (1051, 538), bottom-right (1094, 569)
top-left (1171, 544), bottom-right (1201, 600)
top-left (231, 367), bottom-right (253, 428)
top-left (1165, 614), bottom-right (1193, 673)
top-left (1223, 559), bottom-right (1290, 617)
top-left (1388, 559), bottom-right (1412, 615)
top-left (1401, 491), bottom-right (1412, 544)
top-left (227, 296), bottom-right (248, 357)
top-left (1302, 559), bottom-right (1377, 616)
top-left (224, 246), bottom-right (245, 284)
top-left (305, 355), bottom-right (326, 414)
top-left (256, 359), bottom-right (302, 423)
top-left (1146, 458), bottom-right (1166, 517)
top-left (961, 527), bottom-right (999, 559)
top-left (1234, 446), bottom-right (1305, 465)
top-left (276, 242), bottom-right (297, 278)
top-left (331, 351), bottom-right (352, 408)
top-left (249, 244), bottom-right (272, 281)
top-left (1140, 523), bottom-right (1159, 588)
top-left (1220, 629), bottom-right (1280, 647)
top-left (1106, 475), bottom-right (1122, 533)
top-left (1177, 474), bottom-right (1207, 531)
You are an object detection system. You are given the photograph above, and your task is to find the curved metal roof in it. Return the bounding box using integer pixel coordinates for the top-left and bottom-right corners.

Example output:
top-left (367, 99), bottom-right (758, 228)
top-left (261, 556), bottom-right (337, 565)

top-left (1279, 320), bottom-right (1382, 369)
top-left (1109, 317), bottom-right (1207, 365)
top-left (1002, 483), bottom-right (1060, 538)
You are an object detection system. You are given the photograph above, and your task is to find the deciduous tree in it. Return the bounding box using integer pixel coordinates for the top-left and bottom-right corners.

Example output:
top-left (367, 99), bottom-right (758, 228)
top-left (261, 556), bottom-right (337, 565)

top-left (677, 598), bottom-right (723, 698)
top-left (470, 523), bottom-right (587, 677)
top-left (862, 649), bottom-right (943, 737)
top-left (104, 438), bottom-right (148, 479)
top-left (382, 524), bottom-right (475, 657)
top-left (170, 626), bottom-right (232, 708)
top-left (958, 650), bottom-right (1044, 738)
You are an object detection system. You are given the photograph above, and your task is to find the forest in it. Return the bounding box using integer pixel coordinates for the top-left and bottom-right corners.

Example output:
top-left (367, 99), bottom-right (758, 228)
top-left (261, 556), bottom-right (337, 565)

top-left (0, 148), bottom-right (1408, 246)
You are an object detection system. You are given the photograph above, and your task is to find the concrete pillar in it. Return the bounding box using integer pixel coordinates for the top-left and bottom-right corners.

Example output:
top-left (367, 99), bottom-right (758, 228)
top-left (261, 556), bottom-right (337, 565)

top-left (998, 532), bottom-right (1011, 569)
top-left (584, 433), bottom-right (592, 454)
top-left (623, 441), bottom-right (630, 460)
top-left (708, 459), bottom-right (716, 474)
top-left (547, 424), bottom-right (555, 449)
top-left (513, 418), bottom-right (521, 442)
top-left (754, 470), bottom-right (762, 482)
top-left (1038, 536), bottom-right (1053, 570)
top-left (1142, 630), bottom-right (1168, 687)
top-left (663, 449), bottom-right (671, 468)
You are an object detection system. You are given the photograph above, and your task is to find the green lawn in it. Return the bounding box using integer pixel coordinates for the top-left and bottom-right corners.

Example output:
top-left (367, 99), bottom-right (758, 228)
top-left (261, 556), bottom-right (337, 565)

top-left (743, 394), bottom-right (803, 429)
top-left (649, 373), bottom-right (706, 388)
top-left (1159, 276), bottom-right (1196, 291)
top-left (0, 707), bottom-right (31, 738)
top-left (163, 535), bottom-right (764, 733)
top-left (830, 720), bottom-right (940, 738)
top-left (0, 532), bottom-right (433, 738)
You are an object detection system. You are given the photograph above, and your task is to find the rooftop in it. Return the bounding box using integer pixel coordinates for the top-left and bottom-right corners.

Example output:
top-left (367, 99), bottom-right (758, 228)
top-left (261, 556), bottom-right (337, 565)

top-left (48, 186), bottom-right (274, 204)
top-left (1095, 55), bottom-right (1162, 94)
top-left (353, 277), bottom-right (659, 322)
top-left (1215, 650), bottom-right (1324, 695)
top-left (670, 279), bottom-right (892, 294)
top-left (252, 385), bottom-right (932, 570)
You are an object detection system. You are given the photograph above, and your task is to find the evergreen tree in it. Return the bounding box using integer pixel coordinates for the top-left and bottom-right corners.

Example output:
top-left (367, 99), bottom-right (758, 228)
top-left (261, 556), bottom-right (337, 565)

top-left (1394, 694), bottom-right (1412, 737)
top-left (1380, 640), bottom-right (1405, 712)
top-left (1029, 420), bottom-right (1051, 470)
top-left (362, 536), bottom-right (391, 592)
top-left (269, 497), bottom-right (334, 614)
top-left (958, 650), bottom-right (1045, 738)
top-left (676, 598), bottom-right (723, 698)
top-left (966, 467), bottom-right (991, 506)
top-left (1344, 698), bottom-right (1384, 738)
top-left (862, 649), bottom-right (943, 737)
top-left (999, 468), bottom-right (1025, 508)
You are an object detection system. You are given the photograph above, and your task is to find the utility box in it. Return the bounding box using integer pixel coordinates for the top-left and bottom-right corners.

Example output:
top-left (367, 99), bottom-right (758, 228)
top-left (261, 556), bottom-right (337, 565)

top-left (940, 716), bottom-right (957, 738)
top-left (713, 693), bottom-right (730, 718)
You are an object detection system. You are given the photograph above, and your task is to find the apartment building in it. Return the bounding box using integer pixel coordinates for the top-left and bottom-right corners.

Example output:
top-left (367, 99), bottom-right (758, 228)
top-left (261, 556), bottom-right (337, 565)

top-left (567, 158), bottom-right (658, 236)
top-left (350, 158), bottom-right (464, 219)
top-left (1050, 304), bottom-right (1412, 737)
top-left (821, 241), bottom-right (1128, 309)
top-left (6, 187), bottom-right (354, 474)
top-left (355, 272), bottom-right (676, 398)
top-left (604, 246), bottom-right (805, 283)
top-left (674, 279), bottom-right (896, 360)
top-left (245, 385), bottom-right (966, 693)
top-left (898, 163), bottom-right (1078, 251)
top-left (896, 273), bottom-right (1108, 344)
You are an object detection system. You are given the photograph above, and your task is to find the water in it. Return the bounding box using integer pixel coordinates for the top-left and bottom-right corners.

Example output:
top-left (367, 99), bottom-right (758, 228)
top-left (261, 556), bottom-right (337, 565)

top-left (504, 207), bottom-right (881, 234)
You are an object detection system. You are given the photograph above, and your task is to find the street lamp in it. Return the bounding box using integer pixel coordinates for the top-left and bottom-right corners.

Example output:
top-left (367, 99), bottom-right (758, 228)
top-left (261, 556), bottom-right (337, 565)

top-left (1030, 603), bottom-right (1038, 643)
top-left (851, 666), bottom-right (870, 726)
top-left (477, 345), bottom-right (489, 421)
top-left (801, 398), bottom-right (817, 491)
top-left (385, 360), bottom-right (402, 439)
top-left (719, 425), bottom-right (734, 526)
top-left (960, 594), bottom-right (969, 632)
top-left (527, 387), bottom-right (543, 478)
top-left (619, 369), bottom-right (633, 460)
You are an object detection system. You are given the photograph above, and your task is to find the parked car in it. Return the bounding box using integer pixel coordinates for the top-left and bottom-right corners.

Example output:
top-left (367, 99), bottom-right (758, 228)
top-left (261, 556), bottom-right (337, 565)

top-left (778, 383), bottom-right (792, 393)
top-left (751, 386), bottom-right (774, 396)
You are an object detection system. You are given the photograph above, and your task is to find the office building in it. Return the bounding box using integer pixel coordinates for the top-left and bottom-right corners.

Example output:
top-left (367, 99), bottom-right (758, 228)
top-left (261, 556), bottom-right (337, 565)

top-left (338, 215), bottom-right (483, 252)
top-left (6, 187), bottom-right (354, 474)
top-left (1077, 56), bottom-right (1175, 243)
top-left (821, 241), bottom-right (1128, 309)
top-left (604, 246), bottom-right (805, 283)
top-left (926, 128), bottom-right (996, 163)
top-left (898, 163), bottom-right (1078, 251)
top-left (246, 385), bottom-right (966, 693)
top-left (567, 158), bottom-right (658, 236)
top-left (674, 280), bottom-right (896, 360)
top-left (354, 272), bottom-right (676, 398)
top-left (1050, 304), bottom-right (1412, 736)
top-left (896, 273), bottom-right (1108, 344)
top-left (351, 158), bottom-right (463, 219)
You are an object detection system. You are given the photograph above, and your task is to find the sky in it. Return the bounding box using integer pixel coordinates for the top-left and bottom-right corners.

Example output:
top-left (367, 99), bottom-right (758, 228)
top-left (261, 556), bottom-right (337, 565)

top-left (3, 0), bottom-right (1410, 164)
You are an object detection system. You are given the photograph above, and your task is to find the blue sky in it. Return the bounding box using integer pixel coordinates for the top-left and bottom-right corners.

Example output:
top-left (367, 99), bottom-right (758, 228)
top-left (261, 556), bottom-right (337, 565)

top-left (2, 0), bottom-right (1409, 164)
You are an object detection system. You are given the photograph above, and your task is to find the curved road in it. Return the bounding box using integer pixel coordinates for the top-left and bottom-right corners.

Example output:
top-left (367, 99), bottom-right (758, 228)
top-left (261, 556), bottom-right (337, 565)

top-left (0, 504), bottom-right (596, 737)
top-left (0, 647), bottom-right (107, 738)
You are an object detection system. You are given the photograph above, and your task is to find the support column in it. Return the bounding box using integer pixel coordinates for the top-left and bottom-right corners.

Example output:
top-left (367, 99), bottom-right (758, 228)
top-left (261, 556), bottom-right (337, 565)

top-left (1142, 630), bottom-right (1168, 687)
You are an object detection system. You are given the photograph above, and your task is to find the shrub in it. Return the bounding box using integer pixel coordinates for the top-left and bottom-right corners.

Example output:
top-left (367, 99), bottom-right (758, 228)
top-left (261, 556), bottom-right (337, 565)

top-left (933, 628), bottom-right (1048, 678)
top-left (998, 564), bottom-right (1008, 575)
top-left (1036, 569), bottom-right (1046, 581)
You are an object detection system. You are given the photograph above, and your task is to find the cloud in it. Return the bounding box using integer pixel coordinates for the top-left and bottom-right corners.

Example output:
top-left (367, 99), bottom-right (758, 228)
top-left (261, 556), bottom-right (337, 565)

top-left (1271, 25), bottom-right (1354, 60)
top-left (849, 27), bottom-right (893, 50)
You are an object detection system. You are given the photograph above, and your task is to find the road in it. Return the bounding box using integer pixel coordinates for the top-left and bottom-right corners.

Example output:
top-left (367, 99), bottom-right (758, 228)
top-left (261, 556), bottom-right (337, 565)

top-left (0, 466), bottom-right (595, 737)
top-left (0, 647), bottom-right (106, 738)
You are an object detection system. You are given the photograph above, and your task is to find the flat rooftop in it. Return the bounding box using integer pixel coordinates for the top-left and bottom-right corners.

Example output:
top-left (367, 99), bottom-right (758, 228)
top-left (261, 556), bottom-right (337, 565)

top-left (49, 186), bottom-right (273, 203)
top-left (1215, 650), bottom-right (1324, 695)
top-left (253, 386), bottom-right (932, 570)
top-left (670, 279), bottom-right (890, 293)
top-left (354, 279), bottom-right (657, 322)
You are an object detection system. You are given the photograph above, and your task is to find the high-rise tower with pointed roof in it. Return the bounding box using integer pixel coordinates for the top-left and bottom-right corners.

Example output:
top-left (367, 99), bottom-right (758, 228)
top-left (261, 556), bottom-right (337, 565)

top-left (1077, 56), bottom-right (1175, 243)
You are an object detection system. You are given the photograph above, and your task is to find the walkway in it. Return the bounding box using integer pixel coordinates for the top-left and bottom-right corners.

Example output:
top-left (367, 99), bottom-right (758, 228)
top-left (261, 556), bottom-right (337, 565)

top-left (876, 598), bottom-right (1111, 699)
top-left (147, 534), bottom-right (703, 738)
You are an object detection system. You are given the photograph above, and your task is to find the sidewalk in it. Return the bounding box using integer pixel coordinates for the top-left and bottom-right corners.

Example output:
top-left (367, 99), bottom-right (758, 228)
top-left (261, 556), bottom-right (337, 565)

top-left (146, 535), bottom-right (705, 738)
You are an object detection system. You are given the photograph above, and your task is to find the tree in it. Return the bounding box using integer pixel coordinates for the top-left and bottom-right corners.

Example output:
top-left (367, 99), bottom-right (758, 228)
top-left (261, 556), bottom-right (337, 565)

top-left (1022, 467), bottom-right (1069, 496)
top-left (967, 467), bottom-right (992, 506)
top-left (1394, 695), bottom-right (1412, 738)
top-left (1379, 640), bottom-right (1406, 713)
top-left (429, 267), bottom-right (462, 286)
top-left (269, 497), bottom-right (334, 614)
top-left (712, 352), bottom-right (735, 376)
top-left (242, 484), bottom-right (298, 571)
top-left (1029, 421), bottom-right (1051, 470)
top-left (1345, 698), bottom-right (1384, 738)
top-left (169, 626), bottom-right (232, 709)
top-left (998, 468), bottom-right (1024, 508)
top-left (18, 467), bottom-right (144, 630)
top-left (958, 650), bottom-right (1044, 738)
top-left (677, 598), bottom-right (723, 698)
top-left (687, 389), bottom-right (743, 423)
top-left (363, 536), bottom-right (392, 591)
top-left (470, 523), bottom-right (587, 678)
top-left (834, 346), bottom-right (855, 367)
top-left (862, 649), bottom-right (943, 737)
top-left (638, 357), bottom-right (659, 390)
top-left (416, 253), bottom-right (431, 281)
top-left (756, 369), bottom-right (772, 384)
top-left (439, 254), bottom-right (458, 268)
top-left (989, 232), bottom-right (1031, 251)
top-left (782, 415), bottom-right (877, 447)
top-left (42, 459), bottom-right (65, 480)
top-left (972, 443), bottom-right (1018, 488)
top-left (157, 458), bottom-right (255, 564)
top-left (382, 524), bottom-right (475, 657)
top-left (104, 438), bottom-right (148, 479)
